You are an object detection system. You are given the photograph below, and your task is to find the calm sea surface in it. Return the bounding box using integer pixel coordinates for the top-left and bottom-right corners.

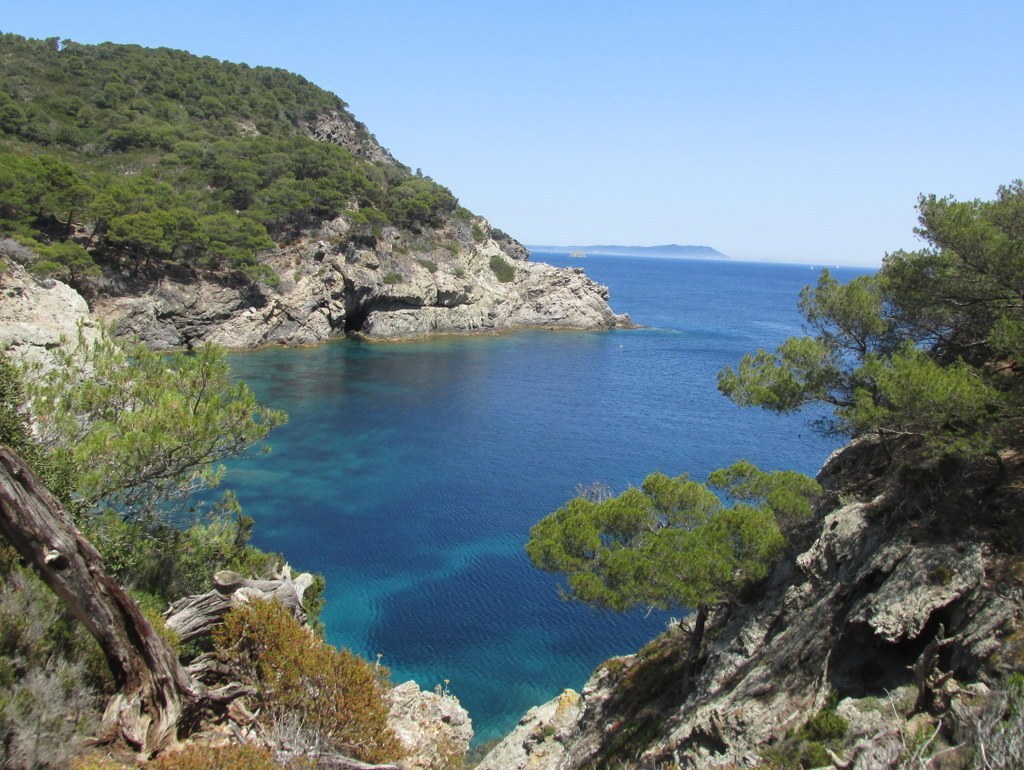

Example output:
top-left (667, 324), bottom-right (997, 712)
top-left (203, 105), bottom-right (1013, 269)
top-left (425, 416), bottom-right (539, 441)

top-left (221, 254), bottom-right (872, 743)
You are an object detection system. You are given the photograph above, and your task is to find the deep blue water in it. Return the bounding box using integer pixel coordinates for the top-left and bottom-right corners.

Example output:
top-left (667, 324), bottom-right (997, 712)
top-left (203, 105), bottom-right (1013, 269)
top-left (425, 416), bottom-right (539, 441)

top-left (220, 255), bottom-right (872, 743)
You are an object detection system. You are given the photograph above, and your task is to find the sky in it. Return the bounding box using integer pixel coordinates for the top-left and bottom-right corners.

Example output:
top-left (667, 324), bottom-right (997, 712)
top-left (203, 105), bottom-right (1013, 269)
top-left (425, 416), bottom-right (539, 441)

top-left (3, 2), bottom-right (1022, 267)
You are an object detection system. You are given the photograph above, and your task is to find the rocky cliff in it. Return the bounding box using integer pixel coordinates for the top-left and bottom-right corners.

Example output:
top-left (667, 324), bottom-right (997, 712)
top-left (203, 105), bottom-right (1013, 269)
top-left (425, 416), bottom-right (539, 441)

top-left (68, 105), bottom-right (629, 348)
top-left (0, 257), bottom-right (99, 363)
top-left (479, 439), bottom-right (1024, 769)
top-left (85, 220), bottom-right (630, 349)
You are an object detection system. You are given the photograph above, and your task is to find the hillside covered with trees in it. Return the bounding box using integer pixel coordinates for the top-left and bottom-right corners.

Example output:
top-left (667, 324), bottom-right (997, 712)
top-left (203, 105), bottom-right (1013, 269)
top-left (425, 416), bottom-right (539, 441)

top-left (0, 33), bottom-right (510, 768)
top-left (0, 32), bottom-right (466, 285)
top-left (0, 33), bottom-right (626, 348)
top-left (6, 26), bottom-right (1022, 770)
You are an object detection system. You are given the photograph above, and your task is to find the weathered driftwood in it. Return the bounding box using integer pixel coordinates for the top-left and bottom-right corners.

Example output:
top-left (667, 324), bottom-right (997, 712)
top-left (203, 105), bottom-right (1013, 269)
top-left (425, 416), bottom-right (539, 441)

top-left (165, 566), bottom-right (314, 643)
top-left (0, 447), bottom-right (201, 755)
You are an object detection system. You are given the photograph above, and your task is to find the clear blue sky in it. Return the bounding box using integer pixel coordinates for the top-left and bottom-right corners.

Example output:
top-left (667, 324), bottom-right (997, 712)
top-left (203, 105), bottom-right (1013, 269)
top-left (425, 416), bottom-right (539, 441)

top-left (4, 2), bottom-right (1022, 266)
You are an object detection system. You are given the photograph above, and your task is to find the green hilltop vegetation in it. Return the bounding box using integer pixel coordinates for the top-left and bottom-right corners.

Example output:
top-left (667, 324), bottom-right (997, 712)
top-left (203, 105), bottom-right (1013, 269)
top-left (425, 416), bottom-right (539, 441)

top-left (0, 32), bottom-right (464, 285)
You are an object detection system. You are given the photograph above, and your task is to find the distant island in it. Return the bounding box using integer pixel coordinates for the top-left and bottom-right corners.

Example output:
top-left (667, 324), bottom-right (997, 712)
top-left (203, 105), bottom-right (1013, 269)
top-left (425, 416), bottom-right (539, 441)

top-left (527, 244), bottom-right (728, 260)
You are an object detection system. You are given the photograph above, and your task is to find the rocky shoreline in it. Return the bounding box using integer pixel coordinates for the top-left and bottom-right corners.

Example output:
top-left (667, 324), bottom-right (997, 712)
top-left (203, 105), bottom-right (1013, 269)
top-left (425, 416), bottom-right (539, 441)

top-left (1, 231), bottom-right (633, 355)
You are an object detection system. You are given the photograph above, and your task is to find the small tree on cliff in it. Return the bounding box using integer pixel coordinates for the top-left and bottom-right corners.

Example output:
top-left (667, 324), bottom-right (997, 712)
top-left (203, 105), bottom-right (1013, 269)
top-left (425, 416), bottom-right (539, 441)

top-left (718, 181), bottom-right (1024, 460)
top-left (526, 462), bottom-right (819, 691)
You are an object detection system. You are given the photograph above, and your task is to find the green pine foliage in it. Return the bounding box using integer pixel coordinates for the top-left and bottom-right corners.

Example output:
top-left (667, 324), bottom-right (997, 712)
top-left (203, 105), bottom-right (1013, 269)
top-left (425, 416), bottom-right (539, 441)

top-left (0, 33), bottom-right (462, 282)
top-left (24, 331), bottom-right (286, 519)
top-left (0, 337), bottom-right (338, 763)
top-left (0, 353), bottom-right (80, 506)
top-left (719, 181), bottom-right (1024, 460)
top-left (526, 462), bottom-right (820, 613)
top-left (489, 253), bottom-right (516, 283)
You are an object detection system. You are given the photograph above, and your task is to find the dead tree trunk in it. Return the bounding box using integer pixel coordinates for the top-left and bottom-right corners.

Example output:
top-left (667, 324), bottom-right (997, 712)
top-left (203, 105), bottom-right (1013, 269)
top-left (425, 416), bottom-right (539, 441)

top-left (0, 447), bottom-right (201, 755)
top-left (166, 567), bottom-right (313, 644)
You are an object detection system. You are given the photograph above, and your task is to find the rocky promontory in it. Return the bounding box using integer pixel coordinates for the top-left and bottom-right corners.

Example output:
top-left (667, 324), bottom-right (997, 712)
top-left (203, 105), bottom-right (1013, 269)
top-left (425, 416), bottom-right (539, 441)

top-left (0, 258), bottom-right (99, 363)
top-left (84, 222), bottom-right (631, 350)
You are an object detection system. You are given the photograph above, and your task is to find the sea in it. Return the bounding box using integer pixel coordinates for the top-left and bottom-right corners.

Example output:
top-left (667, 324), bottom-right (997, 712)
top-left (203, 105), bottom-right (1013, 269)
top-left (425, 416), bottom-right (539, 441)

top-left (218, 253), bottom-right (874, 744)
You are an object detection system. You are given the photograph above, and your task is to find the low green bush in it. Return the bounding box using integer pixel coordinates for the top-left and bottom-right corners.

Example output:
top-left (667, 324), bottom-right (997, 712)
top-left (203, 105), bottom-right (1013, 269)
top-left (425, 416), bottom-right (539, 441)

top-left (804, 708), bottom-right (849, 742)
top-left (489, 254), bottom-right (515, 283)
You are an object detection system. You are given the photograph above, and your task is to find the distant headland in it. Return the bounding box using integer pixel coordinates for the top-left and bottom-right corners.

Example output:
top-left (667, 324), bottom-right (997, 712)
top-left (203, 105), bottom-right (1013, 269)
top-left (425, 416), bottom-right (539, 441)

top-left (527, 244), bottom-right (728, 260)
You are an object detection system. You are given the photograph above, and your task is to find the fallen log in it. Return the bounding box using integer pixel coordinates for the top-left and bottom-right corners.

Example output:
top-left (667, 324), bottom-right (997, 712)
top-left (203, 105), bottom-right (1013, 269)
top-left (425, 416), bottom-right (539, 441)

top-left (165, 566), bottom-right (314, 643)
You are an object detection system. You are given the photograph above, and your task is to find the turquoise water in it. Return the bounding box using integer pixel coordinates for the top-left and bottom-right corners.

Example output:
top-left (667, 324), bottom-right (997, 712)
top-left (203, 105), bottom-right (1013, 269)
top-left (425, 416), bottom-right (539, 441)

top-left (221, 255), bottom-right (871, 743)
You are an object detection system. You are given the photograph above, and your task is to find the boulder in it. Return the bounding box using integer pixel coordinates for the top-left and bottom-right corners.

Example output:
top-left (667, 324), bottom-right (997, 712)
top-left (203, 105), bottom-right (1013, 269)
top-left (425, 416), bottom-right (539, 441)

top-left (387, 680), bottom-right (473, 770)
top-left (0, 263), bottom-right (99, 364)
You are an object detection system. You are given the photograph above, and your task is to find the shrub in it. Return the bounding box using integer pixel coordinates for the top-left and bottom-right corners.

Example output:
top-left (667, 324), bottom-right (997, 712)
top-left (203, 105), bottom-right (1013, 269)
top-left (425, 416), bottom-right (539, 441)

top-left (382, 271), bottom-right (403, 285)
top-left (148, 743), bottom-right (279, 770)
top-left (489, 254), bottom-right (515, 283)
top-left (804, 708), bottom-right (849, 742)
top-left (417, 258), bottom-right (438, 273)
top-left (0, 661), bottom-right (98, 769)
top-left (962, 682), bottom-right (1024, 770)
top-left (801, 741), bottom-right (831, 768)
top-left (69, 755), bottom-right (135, 770)
top-left (213, 599), bottom-right (402, 763)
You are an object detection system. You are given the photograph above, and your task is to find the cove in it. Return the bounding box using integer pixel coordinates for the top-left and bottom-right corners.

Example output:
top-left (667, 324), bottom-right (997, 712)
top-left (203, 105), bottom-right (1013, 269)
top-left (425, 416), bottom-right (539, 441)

top-left (220, 255), bottom-right (872, 743)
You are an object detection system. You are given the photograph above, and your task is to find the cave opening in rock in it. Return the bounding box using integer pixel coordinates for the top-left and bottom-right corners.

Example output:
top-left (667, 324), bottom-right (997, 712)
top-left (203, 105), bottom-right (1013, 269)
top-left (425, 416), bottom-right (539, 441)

top-left (344, 305), bottom-right (370, 334)
top-left (828, 609), bottom-right (955, 699)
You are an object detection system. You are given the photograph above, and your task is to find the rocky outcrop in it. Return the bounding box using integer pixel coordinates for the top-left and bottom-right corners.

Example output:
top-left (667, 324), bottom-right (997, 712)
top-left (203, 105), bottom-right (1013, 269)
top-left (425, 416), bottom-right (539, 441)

top-left (475, 689), bottom-right (581, 770)
top-left (303, 110), bottom-right (399, 166)
top-left (478, 440), bottom-right (1024, 769)
top-left (89, 225), bottom-right (631, 350)
top-left (0, 258), bottom-right (99, 363)
top-left (387, 681), bottom-right (473, 770)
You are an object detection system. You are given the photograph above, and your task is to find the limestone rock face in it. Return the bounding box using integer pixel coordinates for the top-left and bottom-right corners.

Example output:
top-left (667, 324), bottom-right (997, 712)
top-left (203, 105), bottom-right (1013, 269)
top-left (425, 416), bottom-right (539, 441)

top-left (0, 262), bottom-right (99, 364)
top-left (478, 439), bottom-right (1024, 769)
top-left (303, 110), bottom-right (398, 165)
top-left (387, 680), bottom-right (473, 770)
top-left (90, 234), bottom-right (631, 349)
top-left (475, 689), bottom-right (582, 770)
